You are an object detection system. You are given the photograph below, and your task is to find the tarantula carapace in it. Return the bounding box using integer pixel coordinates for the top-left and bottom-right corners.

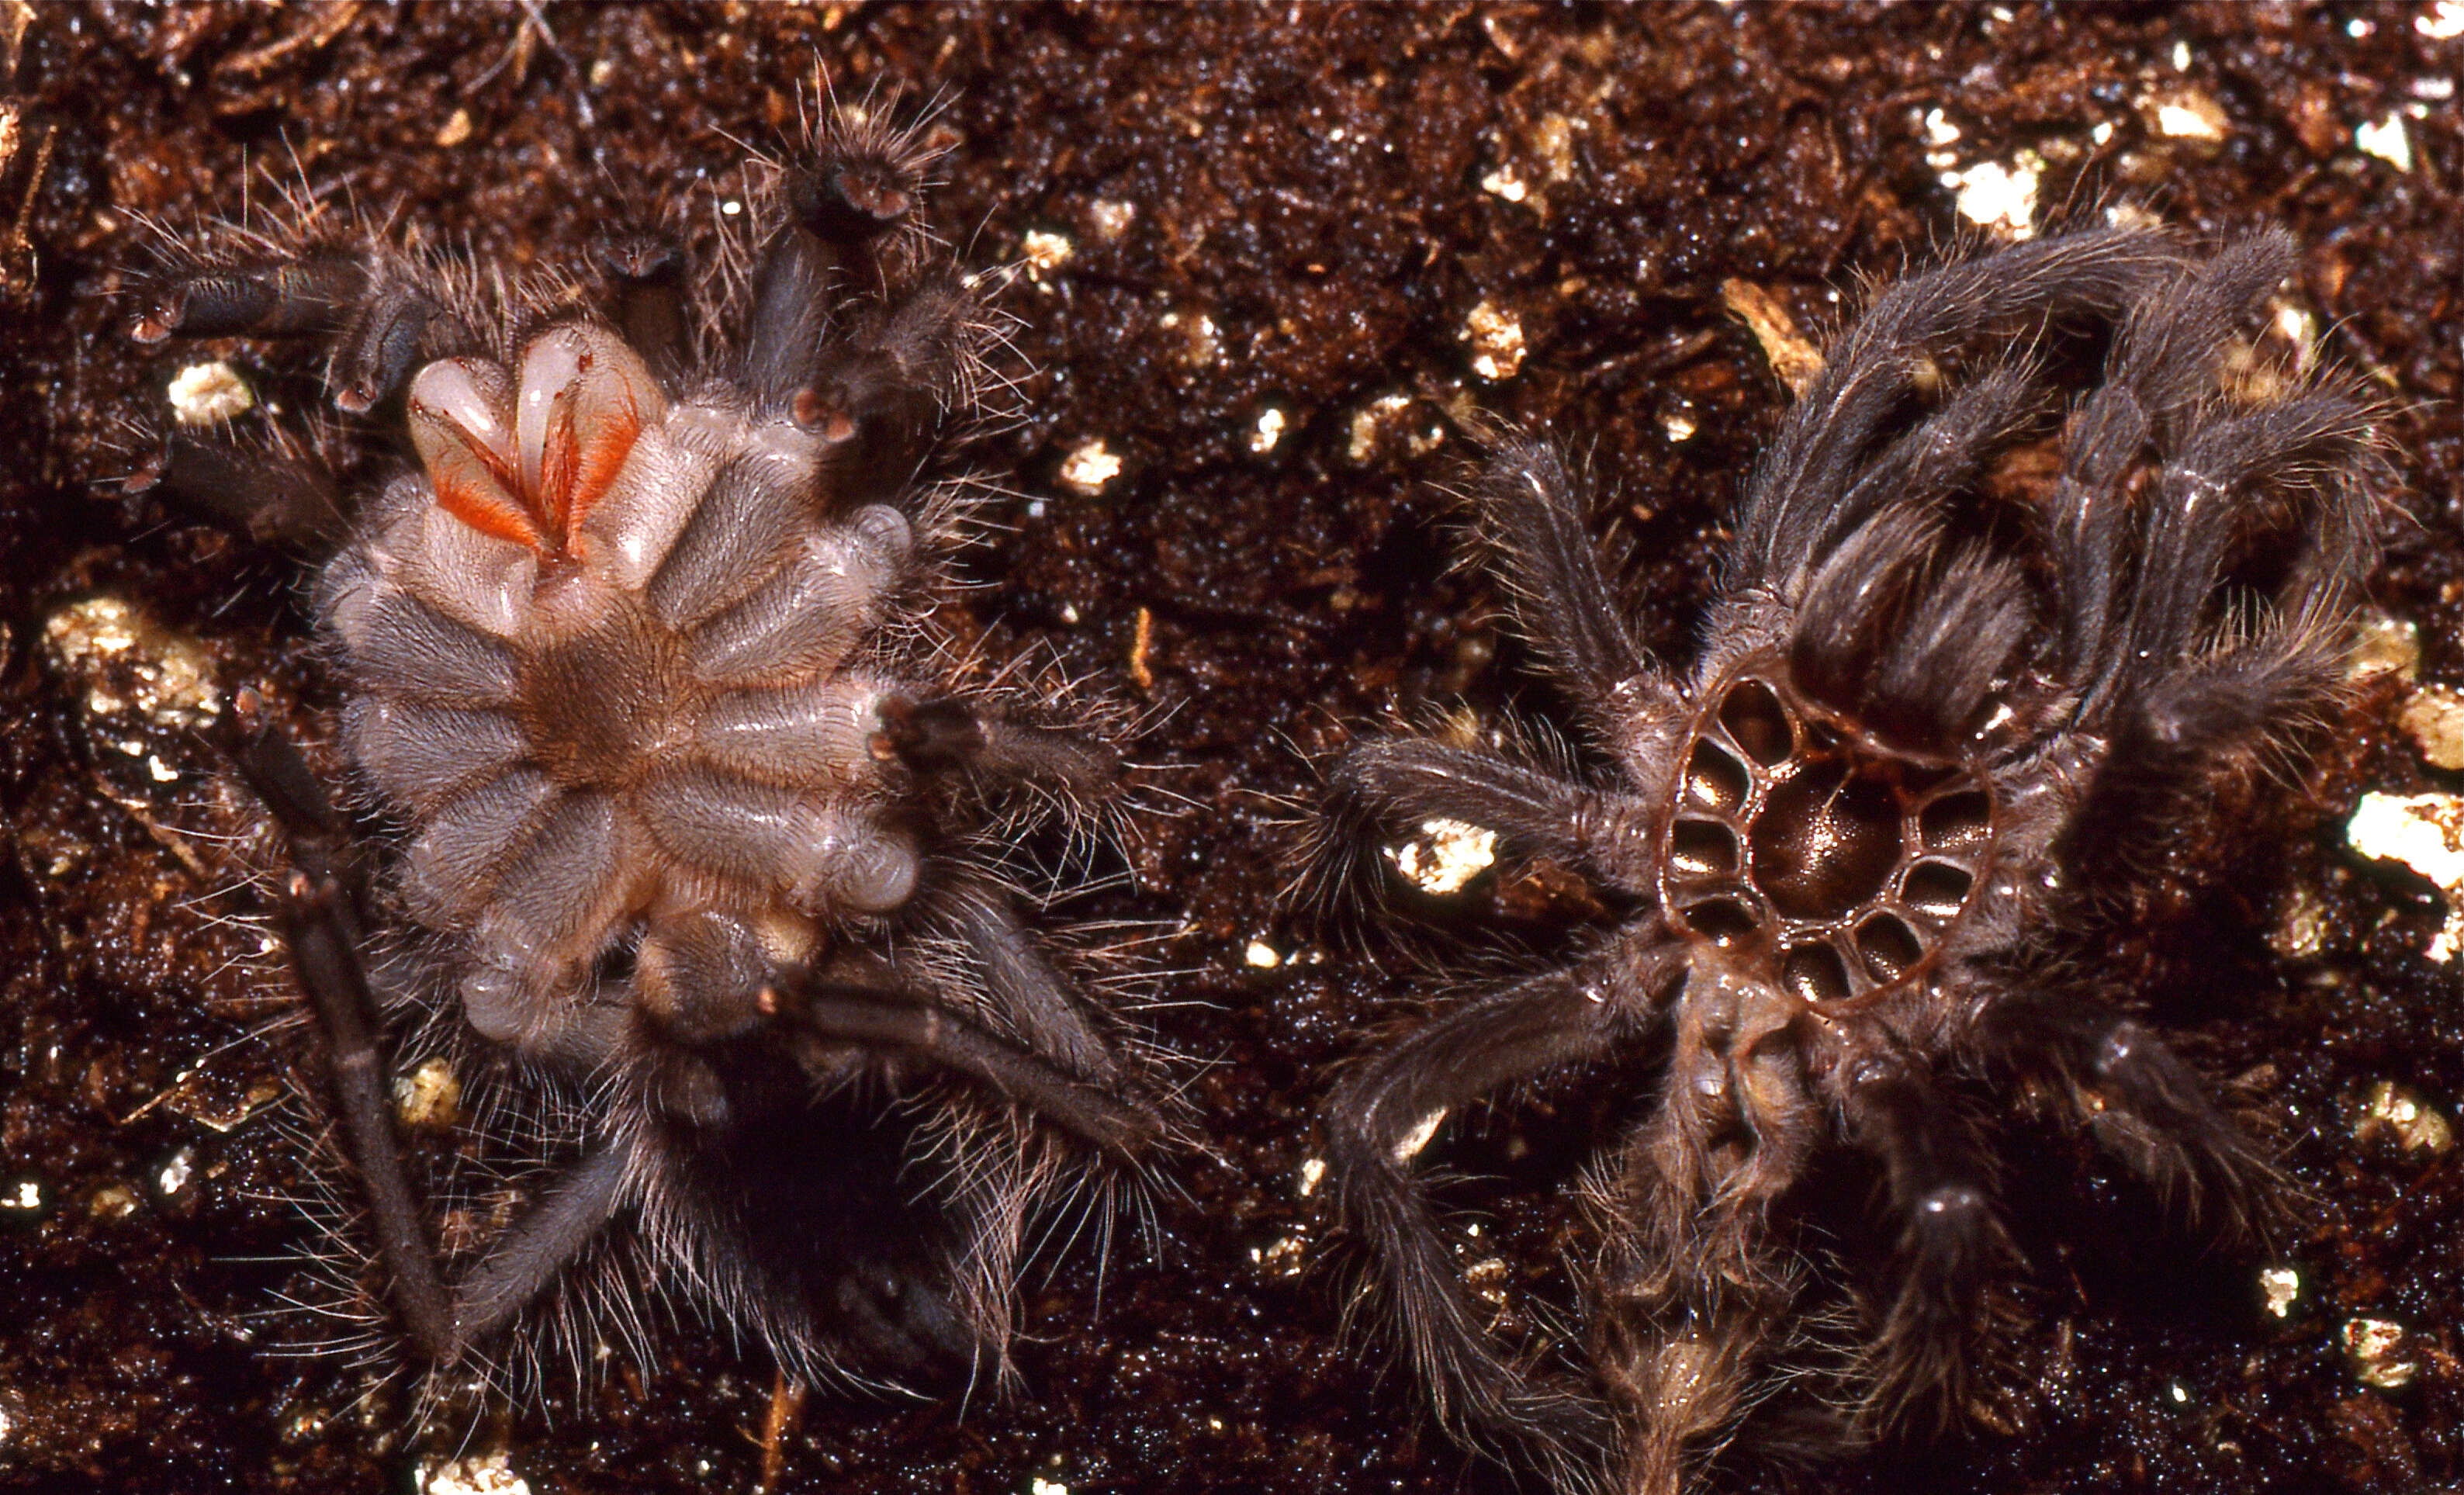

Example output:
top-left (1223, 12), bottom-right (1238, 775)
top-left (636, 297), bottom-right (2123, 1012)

top-left (126, 108), bottom-right (1162, 1396)
top-left (1323, 227), bottom-right (2381, 1492)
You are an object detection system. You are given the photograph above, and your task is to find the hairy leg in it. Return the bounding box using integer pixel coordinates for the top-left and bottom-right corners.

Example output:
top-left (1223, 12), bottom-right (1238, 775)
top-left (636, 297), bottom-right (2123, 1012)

top-left (926, 874), bottom-right (1127, 1086)
top-left (1836, 1053), bottom-right (2014, 1428)
top-left (1331, 735), bottom-right (1659, 895)
top-left (125, 425), bottom-right (347, 551)
top-left (1738, 227), bottom-right (2182, 593)
top-left (877, 694), bottom-right (1122, 801)
top-left (1967, 993), bottom-right (2278, 1238)
top-left (1468, 436), bottom-right (1688, 767)
top-left (763, 974), bottom-right (1161, 1168)
top-left (1324, 929), bottom-right (1681, 1473)
top-left (223, 698), bottom-right (457, 1360)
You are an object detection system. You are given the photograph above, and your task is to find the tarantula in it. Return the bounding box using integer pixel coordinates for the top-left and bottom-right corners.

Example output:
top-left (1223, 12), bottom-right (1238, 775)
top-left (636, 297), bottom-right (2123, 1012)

top-left (123, 107), bottom-right (1162, 1396)
top-left (1323, 227), bottom-right (2381, 1492)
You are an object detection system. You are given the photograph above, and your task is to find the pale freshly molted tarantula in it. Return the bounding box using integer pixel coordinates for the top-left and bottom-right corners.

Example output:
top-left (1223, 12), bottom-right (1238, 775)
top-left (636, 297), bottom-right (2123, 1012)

top-left (127, 109), bottom-right (1163, 1393)
top-left (1324, 228), bottom-right (2382, 1493)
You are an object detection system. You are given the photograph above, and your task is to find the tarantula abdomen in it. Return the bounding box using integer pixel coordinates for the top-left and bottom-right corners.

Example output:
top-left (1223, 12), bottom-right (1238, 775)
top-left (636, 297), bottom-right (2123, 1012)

top-left (1321, 226), bottom-right (2383, 1494)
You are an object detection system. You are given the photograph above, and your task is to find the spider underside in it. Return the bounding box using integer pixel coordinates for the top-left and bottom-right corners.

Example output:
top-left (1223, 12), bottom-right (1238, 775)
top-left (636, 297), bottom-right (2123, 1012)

top-left (128, 106), bottom-right (1164, 1403)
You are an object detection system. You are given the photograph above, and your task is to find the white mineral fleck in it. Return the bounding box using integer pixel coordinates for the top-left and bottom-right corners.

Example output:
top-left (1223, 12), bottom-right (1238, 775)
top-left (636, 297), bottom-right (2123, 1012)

top-left (1251, 1234), bottom-right (1306, 1276)
top-left (2270, 882), bottom-right (2329, 959)
top-left (2350, 611), bottom-right (2421, 683)
top-left (1944, 154), bottom-right (2042, 239)
top-left (2347, 791), bottom-right (2464, 960)
top-left (2399, 684), bottom-right (2464, 770)
top-left (2356, 1079), bottom-right (2456, 1155)
top-left (1021, 229), bottom-right (1075, 273)
top-left (2342, 1317), bottom-right (2421, 1389)
top-left (1296, 1157), bottom-right (1327, 1197)
top-left (1158, 308), bottom-right (1220, 368)
top-left (1086, 197), bottom-right (1135, 241)
top-left (1249, 406), bottom-right (1288, 455)
top-left (41, 596), bottom-right (221, 728)
top-left (2152, 91), bottom-right (2229, 142)
top-left (1346, 392), bottom-right (1416, 463)
top-left (2355, 112), bottom-right (2414, 172)
top-left (419, 1451), bottom-right (531, 1495)
top-left (1387, 817), bottom-right (1498, 895)
top-left (393, 1057), bottom-right (462, 1130)
top-left (1464, 299), bottom-right (1526, 382)
top-left (1530, 112), bottom-right (1578, 182)
top-left (2259, 1265), bottom-right (2301, 1319)
top-left (1057, 439), bottom-right (1122, 496)
top-left (167, 360), bottom-right (254, 426)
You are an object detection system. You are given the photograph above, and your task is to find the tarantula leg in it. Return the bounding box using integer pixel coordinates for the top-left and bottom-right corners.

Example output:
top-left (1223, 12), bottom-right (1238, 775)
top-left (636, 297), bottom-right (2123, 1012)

top-left (1470, 436), bottom-right (1686, 759)
top-left (130, 251), bottom-right (370, 344)
top-left (329, 279), bottom-right (478, 414)
top-left (1969, 997), bottom-right (2279, 1237)
top-left (594, 227), bottom-right (690, 384)
top-left (448, 1143), bottom-right (630, 1349)
top-left (2037, 244), bottom-right (2279, 685)
top-left (1839, 1056), bottom-right (2013, 1428)
top-left (2057, 232), bottom-right (2377, 710)
top-left (2061, 631), bottom-right (2351, 889)
top-left (268, 867), bottom-right (459, 1362)
top-left (135, 248), bottom-right (472, 414)
top-left (931, 877), bottom-right (1126, 1085)
top-left (1820, 362), bottom-right (2039, 549)
top-left (876, 694), bottom-right (1122, 799)
top-left (806, 276), bottom-right (981, 503)
top-left (126, 426), bottom-right (347, 550)
top-left (742, 227), bottom-right (842, 411)
top-left (1737, 226), bottom-right (2181, 590)
top-left (766, 978), bottom-right (1161, 1168)
top-left (742, 121), bottom-right (935, 414)
top-left (2124, 396), bottom-right (2379, 670)
top-left (1331, 736), bottom-right (1656, 895)
top-left (217, 701), bottom-right (459, 1358)
top-left (1327, 934), bottom-right (1681, 1462)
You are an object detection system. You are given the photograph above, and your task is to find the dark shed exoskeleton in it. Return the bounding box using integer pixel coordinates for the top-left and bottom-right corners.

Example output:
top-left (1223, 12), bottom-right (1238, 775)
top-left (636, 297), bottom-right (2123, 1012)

top-left (1320, 227), bottom-right (2384, 1493)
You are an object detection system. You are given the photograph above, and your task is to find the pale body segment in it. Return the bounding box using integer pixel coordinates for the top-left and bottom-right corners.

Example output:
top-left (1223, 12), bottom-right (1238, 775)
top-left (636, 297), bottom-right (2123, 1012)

top-left (126, 109), bottom-right (1164, 1399)
top-left (327, 323), bottom-right (920, 1065)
